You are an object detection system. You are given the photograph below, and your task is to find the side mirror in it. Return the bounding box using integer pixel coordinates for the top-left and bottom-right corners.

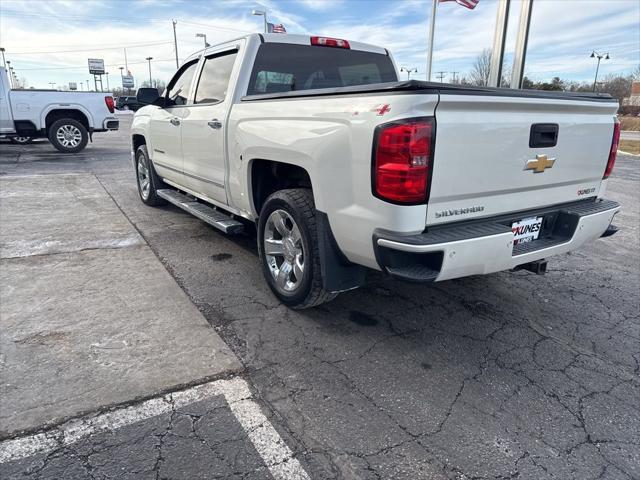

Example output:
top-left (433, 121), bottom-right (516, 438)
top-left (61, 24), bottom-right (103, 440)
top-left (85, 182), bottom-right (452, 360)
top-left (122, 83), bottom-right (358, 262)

top-left (137, 88), bottom-right (163, 107)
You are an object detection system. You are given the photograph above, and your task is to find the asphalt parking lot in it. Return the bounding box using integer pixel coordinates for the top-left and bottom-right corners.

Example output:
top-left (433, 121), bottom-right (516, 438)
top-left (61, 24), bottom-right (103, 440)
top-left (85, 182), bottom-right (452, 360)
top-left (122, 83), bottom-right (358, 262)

top-left (1, 115), bottom-right (638, 479)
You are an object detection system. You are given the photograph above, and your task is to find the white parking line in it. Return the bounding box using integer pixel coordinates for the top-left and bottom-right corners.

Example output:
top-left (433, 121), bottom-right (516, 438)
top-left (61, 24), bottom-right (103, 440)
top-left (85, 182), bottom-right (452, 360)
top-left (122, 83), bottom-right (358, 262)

top-left (0, 377), bottom-right (310, 480)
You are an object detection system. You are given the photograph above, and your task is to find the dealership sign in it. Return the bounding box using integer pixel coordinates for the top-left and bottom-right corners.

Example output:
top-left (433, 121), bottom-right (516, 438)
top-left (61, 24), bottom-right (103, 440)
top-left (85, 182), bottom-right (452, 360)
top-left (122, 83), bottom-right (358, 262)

top-left (88, 58), bottom-right (105, 75)
top-left (122, 75), bottom-right (134, 88)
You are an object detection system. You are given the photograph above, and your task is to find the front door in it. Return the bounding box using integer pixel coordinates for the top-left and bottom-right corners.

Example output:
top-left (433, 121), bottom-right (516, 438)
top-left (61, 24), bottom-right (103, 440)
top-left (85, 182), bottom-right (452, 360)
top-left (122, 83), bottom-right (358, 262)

top-left (147, 59), bottom-right (199, 185)
top-left (180, 49), bottom-right (239, 204)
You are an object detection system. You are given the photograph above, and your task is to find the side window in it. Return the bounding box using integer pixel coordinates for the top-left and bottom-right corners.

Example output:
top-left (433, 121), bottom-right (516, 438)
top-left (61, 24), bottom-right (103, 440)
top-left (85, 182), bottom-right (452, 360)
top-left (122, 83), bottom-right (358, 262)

top-left (166, 60), bottom-right (198, 106)
top-left (194, 51), bottom-right (238, 104)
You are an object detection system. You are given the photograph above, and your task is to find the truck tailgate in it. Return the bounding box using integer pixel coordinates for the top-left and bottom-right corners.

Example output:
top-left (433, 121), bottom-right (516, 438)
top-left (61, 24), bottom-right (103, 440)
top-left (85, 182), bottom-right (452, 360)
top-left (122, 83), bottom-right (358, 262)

top-left (427, 94), bottom-right (618, 225)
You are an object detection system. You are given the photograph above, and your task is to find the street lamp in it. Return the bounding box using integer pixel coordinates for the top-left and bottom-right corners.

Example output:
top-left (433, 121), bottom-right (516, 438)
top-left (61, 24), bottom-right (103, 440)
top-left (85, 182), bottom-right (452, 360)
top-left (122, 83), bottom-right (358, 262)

top-left (196, 33), bottom-right (210, 48)
top-left (86, 80), bottom-right (90, 91)
top-left (400, 67), bottom-right (418, 80)
top-left (590, 51), bottom-right (609, 92)
top-left (252, 9), bottom-right (268, 34)
top-left (146, 57), bottom-right (153, 87)
top-left (0, 47), bottom-right (6, 68)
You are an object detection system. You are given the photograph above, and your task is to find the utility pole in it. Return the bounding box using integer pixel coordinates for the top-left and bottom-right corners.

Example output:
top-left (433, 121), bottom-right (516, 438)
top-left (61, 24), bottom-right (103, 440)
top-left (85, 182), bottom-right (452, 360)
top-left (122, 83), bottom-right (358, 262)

top-left (146, 57), bottom-right (153, 86)
top-left (435, 71), bottom-right (447, 82)
top-left (590, 51), bottom-right (609, 92)
top-left (172, 20), bottom-right (179, 68)
top-left (450, 71), bottom-right (459, 83)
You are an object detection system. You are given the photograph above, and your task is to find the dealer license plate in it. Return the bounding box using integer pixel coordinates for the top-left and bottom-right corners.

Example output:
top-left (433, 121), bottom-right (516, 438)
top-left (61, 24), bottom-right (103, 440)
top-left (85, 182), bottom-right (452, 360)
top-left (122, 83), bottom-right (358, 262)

top-left (511, 216), bottom-right (543, 245)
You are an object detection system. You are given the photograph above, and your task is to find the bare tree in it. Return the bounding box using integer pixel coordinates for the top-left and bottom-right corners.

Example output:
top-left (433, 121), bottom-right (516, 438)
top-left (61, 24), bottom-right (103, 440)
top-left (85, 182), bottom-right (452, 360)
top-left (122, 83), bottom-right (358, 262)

top-left (469, 49), bottom-right (492, 86)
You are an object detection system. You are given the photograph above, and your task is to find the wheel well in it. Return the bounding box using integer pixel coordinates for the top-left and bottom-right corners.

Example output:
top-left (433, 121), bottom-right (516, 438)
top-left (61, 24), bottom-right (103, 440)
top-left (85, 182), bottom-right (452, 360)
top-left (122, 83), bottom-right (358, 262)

top-left (45, 109), bottom-right (89, 133)
top-left (132, 134), bottom-right (146, 153)
top-left (251, 160), bottom-right (312, 215)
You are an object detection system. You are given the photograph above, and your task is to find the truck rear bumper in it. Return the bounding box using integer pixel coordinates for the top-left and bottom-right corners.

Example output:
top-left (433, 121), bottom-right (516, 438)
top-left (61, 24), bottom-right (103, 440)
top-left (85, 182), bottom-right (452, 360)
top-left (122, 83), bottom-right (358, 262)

top-left (103, 118), bottom-right (119, 130)
top-left (373, 199), bottom-right (620, 282)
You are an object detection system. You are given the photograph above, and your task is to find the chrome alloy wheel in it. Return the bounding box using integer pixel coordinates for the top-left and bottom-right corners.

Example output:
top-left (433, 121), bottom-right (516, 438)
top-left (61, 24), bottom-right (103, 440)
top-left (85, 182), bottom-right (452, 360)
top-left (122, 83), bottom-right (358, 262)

top-left (264, 209), bottom-right (305, 293)
top-left (56, 124), bottom-right (82, 148)
top-left (137, 154), bottom-right (151, 200)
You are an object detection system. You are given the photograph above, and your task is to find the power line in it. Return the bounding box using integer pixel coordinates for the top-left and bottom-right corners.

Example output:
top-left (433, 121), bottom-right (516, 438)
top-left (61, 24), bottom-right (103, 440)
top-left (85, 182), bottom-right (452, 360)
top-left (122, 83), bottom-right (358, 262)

top-left (9, 41), bottom-right (174, 55)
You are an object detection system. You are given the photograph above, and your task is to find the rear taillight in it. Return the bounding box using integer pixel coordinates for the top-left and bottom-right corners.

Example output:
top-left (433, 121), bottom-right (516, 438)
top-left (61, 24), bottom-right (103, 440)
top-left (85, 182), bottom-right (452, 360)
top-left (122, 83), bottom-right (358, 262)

top-left (105, 96), bottom-right (115, 113)
top-left (373, 118), bottom-right (434, 204)
top-left (310, 36), bottom-right (350, 49)
top-left (603, 120), bottom-right (620, 179)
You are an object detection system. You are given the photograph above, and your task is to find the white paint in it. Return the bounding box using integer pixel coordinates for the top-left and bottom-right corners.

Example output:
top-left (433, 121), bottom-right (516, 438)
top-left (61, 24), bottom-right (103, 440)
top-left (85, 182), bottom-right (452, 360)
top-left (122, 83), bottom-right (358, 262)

top-left (0, 377), bottom-right (310, 480)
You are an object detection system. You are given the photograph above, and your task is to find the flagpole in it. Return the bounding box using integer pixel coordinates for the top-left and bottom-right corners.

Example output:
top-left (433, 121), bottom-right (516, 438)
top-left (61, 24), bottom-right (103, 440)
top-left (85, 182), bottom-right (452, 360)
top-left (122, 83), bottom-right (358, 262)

top-left (426, 0), bottom-right (438, 82)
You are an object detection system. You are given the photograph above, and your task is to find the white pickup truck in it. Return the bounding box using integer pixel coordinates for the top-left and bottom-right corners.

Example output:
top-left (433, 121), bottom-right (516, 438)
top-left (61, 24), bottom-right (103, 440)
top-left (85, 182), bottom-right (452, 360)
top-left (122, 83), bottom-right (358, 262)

top-left (131, 33), bottom-right (621, 308)
top-left (0, 67), bottom-right (119, 152)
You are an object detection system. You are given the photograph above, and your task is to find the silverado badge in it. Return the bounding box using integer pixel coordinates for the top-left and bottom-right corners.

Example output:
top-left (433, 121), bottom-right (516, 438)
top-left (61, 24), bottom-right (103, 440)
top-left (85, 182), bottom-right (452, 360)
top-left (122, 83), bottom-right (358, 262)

top-left (525, 154), bottom-right (556, 173)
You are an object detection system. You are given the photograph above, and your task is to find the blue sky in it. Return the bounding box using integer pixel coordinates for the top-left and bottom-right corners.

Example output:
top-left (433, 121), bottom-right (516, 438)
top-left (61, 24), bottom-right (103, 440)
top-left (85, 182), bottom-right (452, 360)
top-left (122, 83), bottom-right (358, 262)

top-left (1, 0), bottom-right (638, 90)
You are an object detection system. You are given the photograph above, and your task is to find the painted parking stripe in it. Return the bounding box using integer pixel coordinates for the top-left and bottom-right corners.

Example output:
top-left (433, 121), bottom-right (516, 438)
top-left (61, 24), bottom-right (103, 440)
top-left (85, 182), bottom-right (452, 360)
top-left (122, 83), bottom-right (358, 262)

top-left (0, 377), bottom-right (310, 480)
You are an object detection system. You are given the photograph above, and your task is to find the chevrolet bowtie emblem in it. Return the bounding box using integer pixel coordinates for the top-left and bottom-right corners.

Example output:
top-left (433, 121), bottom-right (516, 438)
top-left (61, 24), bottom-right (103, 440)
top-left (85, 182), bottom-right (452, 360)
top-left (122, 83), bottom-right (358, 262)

top-left (525, 154), bottom-right (556, 173)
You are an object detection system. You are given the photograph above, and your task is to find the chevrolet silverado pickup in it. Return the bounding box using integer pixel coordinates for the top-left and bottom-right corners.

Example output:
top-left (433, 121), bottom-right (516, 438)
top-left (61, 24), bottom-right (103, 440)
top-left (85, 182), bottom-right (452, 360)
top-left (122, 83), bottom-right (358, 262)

top-left (0, 67), bottom-right (119, 153)
top-left (131, 33), bottom-right (621, 308)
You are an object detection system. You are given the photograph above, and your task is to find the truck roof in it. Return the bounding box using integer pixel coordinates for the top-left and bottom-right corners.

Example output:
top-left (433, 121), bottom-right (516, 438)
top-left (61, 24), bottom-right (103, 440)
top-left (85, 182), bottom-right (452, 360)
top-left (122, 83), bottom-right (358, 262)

top-left (185, 33), bottom-right (388, 63)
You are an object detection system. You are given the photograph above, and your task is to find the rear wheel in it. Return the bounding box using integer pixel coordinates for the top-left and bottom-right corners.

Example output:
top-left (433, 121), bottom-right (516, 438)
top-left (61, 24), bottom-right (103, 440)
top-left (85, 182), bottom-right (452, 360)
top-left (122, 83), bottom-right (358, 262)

top-left (258, 189), bottom-right (337, 309)
top-left (48, 118), bottom-right (88, 153)
top-left (135, 144), bottom-right (166, 206)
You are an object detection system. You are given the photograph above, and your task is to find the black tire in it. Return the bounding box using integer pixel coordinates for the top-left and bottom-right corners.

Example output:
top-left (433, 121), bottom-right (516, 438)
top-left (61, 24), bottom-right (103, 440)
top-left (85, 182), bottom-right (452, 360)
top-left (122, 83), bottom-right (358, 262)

top-left (10, 136), bottom-right (33, 145)
top-left (48, 118), bottom-right (88, 153)
top-left (258, 188), bottom-right (337, 309)
top-left (135, 144), bottom-right (167, 206)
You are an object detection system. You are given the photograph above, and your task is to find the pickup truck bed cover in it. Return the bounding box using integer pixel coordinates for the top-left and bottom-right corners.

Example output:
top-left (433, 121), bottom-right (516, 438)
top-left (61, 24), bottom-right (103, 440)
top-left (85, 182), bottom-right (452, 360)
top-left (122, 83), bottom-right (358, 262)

top-left (242, 80), bottom-right (614, 102)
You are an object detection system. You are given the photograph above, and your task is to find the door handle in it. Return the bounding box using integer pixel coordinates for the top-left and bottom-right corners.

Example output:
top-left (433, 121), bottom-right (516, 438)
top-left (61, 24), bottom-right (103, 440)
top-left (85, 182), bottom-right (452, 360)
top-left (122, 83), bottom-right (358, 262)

top-left (207, 119), bottom-right (222, 129)
top-left (170, 118), bottom-right (180, 126)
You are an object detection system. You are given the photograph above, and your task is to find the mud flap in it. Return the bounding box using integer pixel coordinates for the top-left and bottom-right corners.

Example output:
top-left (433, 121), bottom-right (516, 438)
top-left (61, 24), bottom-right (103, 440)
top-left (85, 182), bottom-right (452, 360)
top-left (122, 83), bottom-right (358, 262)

top-left (316, 211), bottom-right (366, 293)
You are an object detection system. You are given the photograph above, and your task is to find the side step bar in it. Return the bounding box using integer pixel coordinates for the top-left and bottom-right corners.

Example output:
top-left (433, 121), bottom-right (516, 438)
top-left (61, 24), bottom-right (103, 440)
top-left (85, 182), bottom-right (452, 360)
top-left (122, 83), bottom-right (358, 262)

top-left (157, 189), bottom-right (244, 234)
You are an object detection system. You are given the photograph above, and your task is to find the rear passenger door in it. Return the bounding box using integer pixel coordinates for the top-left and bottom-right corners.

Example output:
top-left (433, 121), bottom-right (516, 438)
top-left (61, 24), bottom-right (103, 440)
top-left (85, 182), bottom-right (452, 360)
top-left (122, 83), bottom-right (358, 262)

top-left (180, 48), bottom-right (239, 204)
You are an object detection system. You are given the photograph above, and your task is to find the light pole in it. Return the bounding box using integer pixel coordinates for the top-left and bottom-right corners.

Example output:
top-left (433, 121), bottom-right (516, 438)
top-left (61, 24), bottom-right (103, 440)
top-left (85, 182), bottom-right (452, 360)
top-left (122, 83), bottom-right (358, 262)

top-left (146, 57), bottom-right (153, 87)
top-left (252, 9), bottom-right (268, 33)
top-left (86, 80), bottom-right (90, 91)
top-left (6, 60), bottom-right (13, 88)
top-left (590, 51), bottom-right (609, 92)
top-left (196, 33), bottom-right (210, 48)
top-left (400, 67), bottom-right (418, 80)
top-left (105, 72), bottom-right (110, 91)
top-left (49, 82), bottom-right (56, 89)
top-left (0, 47), bottom-right (6, 68)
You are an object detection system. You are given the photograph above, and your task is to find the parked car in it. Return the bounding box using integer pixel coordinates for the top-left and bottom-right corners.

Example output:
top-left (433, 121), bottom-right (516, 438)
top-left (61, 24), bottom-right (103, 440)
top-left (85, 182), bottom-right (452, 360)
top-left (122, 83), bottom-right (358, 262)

top-left (116, 96), bottom-right (139, 111)
top-left (131, 33), bottom-right (621, 308)
top-left (0, 67), bottom-right (119, 153)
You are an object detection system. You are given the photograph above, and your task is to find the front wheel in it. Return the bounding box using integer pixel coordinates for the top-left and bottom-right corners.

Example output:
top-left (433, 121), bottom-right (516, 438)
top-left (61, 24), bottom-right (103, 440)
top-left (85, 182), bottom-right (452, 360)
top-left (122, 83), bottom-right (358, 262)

top-left (258, 189), bottom-right (337, 309)
top-left (48, 118), bottom-right (88, 153)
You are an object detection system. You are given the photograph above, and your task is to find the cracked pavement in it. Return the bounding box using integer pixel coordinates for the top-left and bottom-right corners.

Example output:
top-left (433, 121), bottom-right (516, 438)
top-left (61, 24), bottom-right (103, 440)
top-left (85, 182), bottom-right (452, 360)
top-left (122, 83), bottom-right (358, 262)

top-left (0, 116), bottom-right (638, 479)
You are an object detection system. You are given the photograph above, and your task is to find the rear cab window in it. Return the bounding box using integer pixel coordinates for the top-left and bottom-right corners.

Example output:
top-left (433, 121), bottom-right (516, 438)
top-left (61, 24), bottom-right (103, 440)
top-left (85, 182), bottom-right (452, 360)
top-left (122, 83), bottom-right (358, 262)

top-left (247, 43), bottom-right (398, 95)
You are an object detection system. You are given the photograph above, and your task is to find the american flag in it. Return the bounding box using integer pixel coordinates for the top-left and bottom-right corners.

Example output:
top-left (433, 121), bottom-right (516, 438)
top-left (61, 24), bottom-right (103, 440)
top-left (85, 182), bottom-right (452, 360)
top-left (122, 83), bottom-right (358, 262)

top-left (439, 0), bottom-right (479, 10)
top-left (268, 23), bottom-right (287, 34)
